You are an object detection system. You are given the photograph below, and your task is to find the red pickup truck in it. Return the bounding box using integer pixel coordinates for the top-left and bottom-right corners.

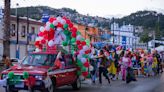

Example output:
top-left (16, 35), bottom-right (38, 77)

top-left (1, 50), bottom-right (81, 92)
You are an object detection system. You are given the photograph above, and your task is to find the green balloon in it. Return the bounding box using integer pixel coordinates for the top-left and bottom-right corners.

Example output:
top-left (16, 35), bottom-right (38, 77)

top-left (8, 72), bottom-right (14, 79)
top-left (85, 39), bottom-right (90, 45)
top-left (63, 24), bottom-right (68, 29)
top-left (77, 60), bottom-right (83, 67)
top-left (64, 30), bottom-right (69, 35)
top-left (71, 38), bottom-right (76, 43)
top-left (81, 38), bottom-right (85, 41)
top-left (83, 54), bottom-right (88, 58)
top-left (62, 41), bottom-right (68, 46)
top-left (77, 31), bottom-right (81, 35)
top-left (77, 71), bottom-right (82, 76)
top-left (86, 73), bottom-right (91, 78)
top-left (50, 24), bottom-right (55, 29)
top-left (23, 72), bottom-right (29, 79)
top-left (81, 66), bottom-right (87, 72)
top-left (66, 35), bottom-right (71, 41)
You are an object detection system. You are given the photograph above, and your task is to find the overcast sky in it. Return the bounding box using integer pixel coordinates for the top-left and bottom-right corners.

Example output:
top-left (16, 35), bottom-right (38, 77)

top-left (0, 0), bottom-right (164, 18)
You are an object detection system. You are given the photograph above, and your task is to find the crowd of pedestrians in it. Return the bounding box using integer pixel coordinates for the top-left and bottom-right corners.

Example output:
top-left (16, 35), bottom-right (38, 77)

top-left (90, 45), bottom-right (164, 84)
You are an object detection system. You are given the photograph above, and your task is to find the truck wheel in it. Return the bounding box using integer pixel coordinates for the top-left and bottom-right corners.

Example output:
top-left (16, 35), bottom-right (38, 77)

top-left (46, 83), bottom-right (54, 92)
top-left (45, 78), bottom-right (55, 92)
top-left (72, 78), bottom-right (81, 90)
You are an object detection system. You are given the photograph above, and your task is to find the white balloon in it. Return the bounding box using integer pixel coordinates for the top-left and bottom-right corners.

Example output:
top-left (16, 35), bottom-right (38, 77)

top-left (54, 37), bottom-right (60, 44)
top-left (48, 40), bottom-right (54, 47)
top-left (83, 45), bottom-right (89, 51)
top-left (46, 22), bottom-right (51, 26)
top-left (53, 20), bottom-right (58, 26)
top-left (89, 65), bottom-right (94, 71)
top-left (60, 19), bottom-right (66, 24)
top-left (45, 25), bottom-right (50, 31)
top-left (35, 36), bottom-right (43, 41)
top-left (57, 16), bottom-right (62, 22)
top-left (77, 54), bottom-right (82, 59)
top-left (81, 58), bottom-right (87, 64)
top-left (40, 26), bottom-right (45, 32)
top-left (55, 27), bottom-right (63, 36)
top-left (35, 48), bottom-right (41, 52)
top-left (79, 50), bottom-right (85, 55)
top-left (76, 35), bottom-right (82, 41)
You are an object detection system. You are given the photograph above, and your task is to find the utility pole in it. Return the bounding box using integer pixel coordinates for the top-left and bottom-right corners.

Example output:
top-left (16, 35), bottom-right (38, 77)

top-left (3, 0), bottom-right (11, 57)
top-left (16, 3), bottom-right (19, 59)
top-left (26, 7), bottom-right (29, 54)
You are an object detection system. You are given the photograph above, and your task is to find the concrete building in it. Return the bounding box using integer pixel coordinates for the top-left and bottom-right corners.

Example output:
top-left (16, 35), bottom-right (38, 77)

top-left (9, 15), bottom-right (44, 59)
top-left (74, 24), bottom-right (100, 43)
top-left (111, 23), bottom-right (139, 49)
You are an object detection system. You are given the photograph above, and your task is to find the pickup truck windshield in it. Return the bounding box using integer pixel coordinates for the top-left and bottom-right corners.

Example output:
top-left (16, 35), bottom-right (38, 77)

top-left (21, 54), bottom-right (56, 66)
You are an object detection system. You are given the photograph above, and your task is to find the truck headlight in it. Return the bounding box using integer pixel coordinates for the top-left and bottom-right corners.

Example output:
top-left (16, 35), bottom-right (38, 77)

top-left (2, 74), bottom-right (7, 79)
top-left (35, 75), bottom-right (44, 80)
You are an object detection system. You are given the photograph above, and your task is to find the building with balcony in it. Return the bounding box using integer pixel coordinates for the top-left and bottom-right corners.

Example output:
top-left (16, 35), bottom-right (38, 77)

top-left (111, 23), bottom-right (139, 49)
top-left (9, 15), bottom-right (44, 59)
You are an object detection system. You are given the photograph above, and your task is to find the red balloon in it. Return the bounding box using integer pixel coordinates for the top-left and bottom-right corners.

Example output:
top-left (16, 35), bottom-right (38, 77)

top-left (75, 51), bottom-right (79, 56)
top-left (76, 40), bottom-right (81, 45)
top-left (66, 19), bottom-right (71, 24)
top-left (57, 23), bottom-right (63, 28)
top-left (43, 31), bottom-right (48, 35)
top-left (71, 27), bottom-right (77, 33)
top-left (83, 61), bottom-right (90, 67)
top-left (85, 49), bottom-right (91, 54)
top-left (68, 23), bottom-right (73, 28)
top-left (38, 32), bottom-right (44, 37)
top-left (62, 16), bottom-right (68, 20)
top-left (49, 17), bottom-right (56, 23)
top-left (82, 72), bottom-right (88, 77)
top-left (43, 35), bottom-right (48, 40)
top-left (35, 41), bottom-right (40, 46)
top-left (78, 45), bottom-right (83, 50)
top-left (41, 39), bottom-right (46, 44)
top-left (25, 76), bottom-right (36, 87)
top-left (71, 32), bottom-right (76, 38)
top-left (39, 44), bottom-right (43, 50)
top-left (81, 41), bottom-right (86, 46)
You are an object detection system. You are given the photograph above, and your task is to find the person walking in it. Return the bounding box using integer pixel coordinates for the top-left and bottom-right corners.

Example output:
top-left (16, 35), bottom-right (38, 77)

top-left (90, 50), bottom-right (98, 83)
top-left (2, 55), bottom-right (11, 69)
top-left (120, 52), bottom-right (131, 81)
top-left (97, 50), bottom-right (110, 84)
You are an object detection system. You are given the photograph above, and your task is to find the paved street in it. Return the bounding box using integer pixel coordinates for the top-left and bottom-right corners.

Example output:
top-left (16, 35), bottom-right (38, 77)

top-left (0, 74), bottom-right (164, 92)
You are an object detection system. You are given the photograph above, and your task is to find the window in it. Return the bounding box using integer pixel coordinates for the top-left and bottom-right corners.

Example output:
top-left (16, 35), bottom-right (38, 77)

top-left (31, 27), bottom-right (35, 34)
top-left (11, 24), bottom-right (16, 36)
top-left (22, 54), bottom-right (56, 66)
top-left (64, 54), bottom-right (75, 68)
top-left (21, 25), bottom-right (26, 37)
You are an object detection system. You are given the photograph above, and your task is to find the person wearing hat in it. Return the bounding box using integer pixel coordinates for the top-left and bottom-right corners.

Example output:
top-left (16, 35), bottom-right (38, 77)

top-left (108, 48), bottom-right (118, 80)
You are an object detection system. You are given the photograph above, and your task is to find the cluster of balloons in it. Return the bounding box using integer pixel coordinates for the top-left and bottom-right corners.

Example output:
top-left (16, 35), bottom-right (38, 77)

top-left (7, 71), bottom-right (36, 86)
top-left (35, 16), bottom-right (91, 77)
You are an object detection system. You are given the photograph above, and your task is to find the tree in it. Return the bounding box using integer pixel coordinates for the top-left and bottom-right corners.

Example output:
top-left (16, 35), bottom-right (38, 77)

top-left (3, 0), bottom-right (11, 57)
top-left (140, 29), bottom-right (152, 43)
top-left (155, 15), bottom-right (161, 40)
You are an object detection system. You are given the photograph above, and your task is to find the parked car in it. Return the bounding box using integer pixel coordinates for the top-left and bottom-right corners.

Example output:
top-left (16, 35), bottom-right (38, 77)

top-left (1, 50), bottom-right (81, 92)
top-left (10, 58), bottom-right (20, 65)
